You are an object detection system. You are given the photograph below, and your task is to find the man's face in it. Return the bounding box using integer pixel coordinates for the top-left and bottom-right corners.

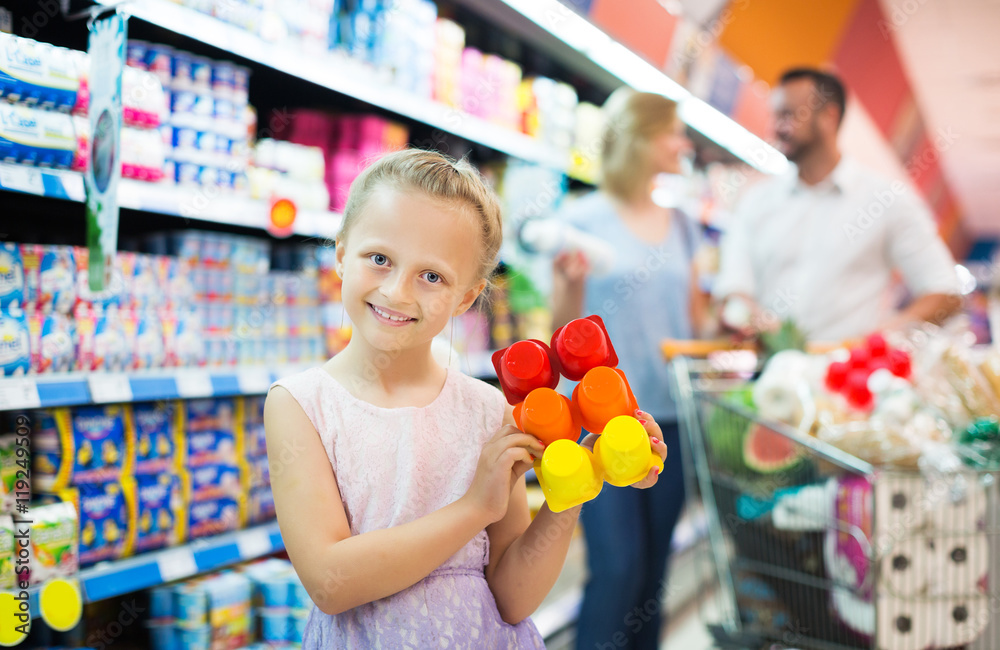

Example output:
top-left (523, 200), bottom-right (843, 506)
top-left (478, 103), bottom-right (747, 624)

top-left (772, 78), bottom-right (829, 162)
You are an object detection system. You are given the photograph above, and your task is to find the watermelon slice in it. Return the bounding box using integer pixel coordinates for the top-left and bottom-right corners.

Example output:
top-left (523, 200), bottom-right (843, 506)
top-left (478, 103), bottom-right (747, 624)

top-left (743, 423), bottom-right (802, 473)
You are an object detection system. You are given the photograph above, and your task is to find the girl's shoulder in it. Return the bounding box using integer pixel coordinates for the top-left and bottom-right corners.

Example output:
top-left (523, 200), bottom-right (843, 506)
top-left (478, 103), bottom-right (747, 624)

top-left (447, 370), bottom-right (506, 415)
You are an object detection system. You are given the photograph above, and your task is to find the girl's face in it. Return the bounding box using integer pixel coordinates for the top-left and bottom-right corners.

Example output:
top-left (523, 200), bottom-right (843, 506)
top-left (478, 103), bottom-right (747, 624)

top-left (335, 187), bottom-right (486, 357)
top-left (650, 119), bottom-right (692, 175)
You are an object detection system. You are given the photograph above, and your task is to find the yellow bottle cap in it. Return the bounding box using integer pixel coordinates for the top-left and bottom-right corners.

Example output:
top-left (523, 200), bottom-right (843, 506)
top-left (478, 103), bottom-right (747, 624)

top-left (596, 416), bottom-right (662, 487)
top-left (536, 439), bottom-right (603, 512)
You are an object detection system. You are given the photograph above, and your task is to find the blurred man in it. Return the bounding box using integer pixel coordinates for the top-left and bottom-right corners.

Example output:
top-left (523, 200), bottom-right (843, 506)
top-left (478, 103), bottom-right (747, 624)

top-left (713, 68), bottom-right (960, 341)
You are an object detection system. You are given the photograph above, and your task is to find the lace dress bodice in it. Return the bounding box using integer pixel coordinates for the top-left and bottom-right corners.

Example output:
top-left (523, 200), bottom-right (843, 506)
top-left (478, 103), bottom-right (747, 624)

top-left (270, 367), bottom-right (545, 649)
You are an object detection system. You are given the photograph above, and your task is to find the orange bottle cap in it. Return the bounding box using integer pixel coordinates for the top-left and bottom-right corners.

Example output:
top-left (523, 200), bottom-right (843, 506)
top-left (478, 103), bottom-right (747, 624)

top-left (521, 388), bottom-right (577, 445)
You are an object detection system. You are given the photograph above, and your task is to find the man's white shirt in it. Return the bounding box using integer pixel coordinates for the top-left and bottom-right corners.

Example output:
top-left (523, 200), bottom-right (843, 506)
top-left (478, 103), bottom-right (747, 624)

top-left (713, 157), bottom-right (959, 341)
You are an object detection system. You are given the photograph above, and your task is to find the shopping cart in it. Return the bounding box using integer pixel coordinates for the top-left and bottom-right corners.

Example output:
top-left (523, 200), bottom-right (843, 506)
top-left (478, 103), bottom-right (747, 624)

top-left (663, 342), bottom-right (1000, 650)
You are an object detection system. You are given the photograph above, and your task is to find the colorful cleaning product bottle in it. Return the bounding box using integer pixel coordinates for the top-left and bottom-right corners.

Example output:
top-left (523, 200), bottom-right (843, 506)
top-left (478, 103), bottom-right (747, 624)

top-left (593, 416), bottom-right (663, 487)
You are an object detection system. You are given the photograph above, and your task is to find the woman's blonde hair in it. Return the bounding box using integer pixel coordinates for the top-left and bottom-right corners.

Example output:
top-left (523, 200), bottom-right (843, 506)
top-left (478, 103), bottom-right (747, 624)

top-left (599, 88), bottom-right (680, 201)
top-left (339, 148), bottom-right (503, 285)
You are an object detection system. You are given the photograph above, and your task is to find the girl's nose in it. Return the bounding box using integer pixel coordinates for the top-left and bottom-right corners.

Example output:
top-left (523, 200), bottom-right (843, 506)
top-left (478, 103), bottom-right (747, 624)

top-left (382, 270), bottom-right (413, 305)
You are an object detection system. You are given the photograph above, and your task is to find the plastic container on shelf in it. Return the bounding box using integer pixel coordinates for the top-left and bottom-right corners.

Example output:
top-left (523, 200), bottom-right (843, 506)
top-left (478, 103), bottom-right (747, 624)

top-left (0, 33), bottom-right (80, 110)
top-left (0, 104), bottom-right (76, 168)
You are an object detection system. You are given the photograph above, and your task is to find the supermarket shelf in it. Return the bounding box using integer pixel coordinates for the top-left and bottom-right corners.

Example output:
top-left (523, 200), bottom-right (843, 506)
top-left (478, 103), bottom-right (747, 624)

top-left (0, 365), bottom-right (310, 411)
top-left (98, 0), bottom-right (570, 171)
top-left (0, 162), bottom-right (342, 240)
top-left (25, 521), bottom-right (283, 618)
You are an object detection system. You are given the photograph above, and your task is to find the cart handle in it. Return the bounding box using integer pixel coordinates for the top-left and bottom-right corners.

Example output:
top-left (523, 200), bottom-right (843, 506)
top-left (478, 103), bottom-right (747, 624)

top-left (661, 339), bottom-right (851, 360)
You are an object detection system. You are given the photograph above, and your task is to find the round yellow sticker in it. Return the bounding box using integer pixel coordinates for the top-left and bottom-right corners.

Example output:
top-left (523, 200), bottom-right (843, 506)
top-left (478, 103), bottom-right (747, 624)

top-left (0, 592), bottom-right (30, 646)
top-left (40, 578), bottom-right (83, 632)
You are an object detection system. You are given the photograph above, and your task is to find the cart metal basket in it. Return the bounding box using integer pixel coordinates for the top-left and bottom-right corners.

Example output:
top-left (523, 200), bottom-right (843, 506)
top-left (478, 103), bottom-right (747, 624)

top-left (666, 349), bottom-right (1000, 650)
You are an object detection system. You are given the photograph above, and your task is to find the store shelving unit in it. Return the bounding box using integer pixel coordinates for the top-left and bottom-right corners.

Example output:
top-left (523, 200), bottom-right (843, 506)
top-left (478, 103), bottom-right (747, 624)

top-left (97, 0), bottom-right (571, 173)
top-left (0, 365), bottom-right (307, 411)
top-left (27, 522), bottom-right (283, 619)
top-left (0, 162), bottom-right (343, 239)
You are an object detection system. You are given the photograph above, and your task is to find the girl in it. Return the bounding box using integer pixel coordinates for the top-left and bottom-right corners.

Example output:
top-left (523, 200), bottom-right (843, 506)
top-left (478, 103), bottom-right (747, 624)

top-left (265, 149), bottom-right (666, 647)
top-left (552, 90), bottom-right (702, 649)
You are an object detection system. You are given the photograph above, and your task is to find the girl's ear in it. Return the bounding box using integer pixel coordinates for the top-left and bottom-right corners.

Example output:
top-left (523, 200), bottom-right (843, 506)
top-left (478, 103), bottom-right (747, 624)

top-left (454, 278), bottom-right (487, 317)
top-left (334, 237), bottom-right (345, 277)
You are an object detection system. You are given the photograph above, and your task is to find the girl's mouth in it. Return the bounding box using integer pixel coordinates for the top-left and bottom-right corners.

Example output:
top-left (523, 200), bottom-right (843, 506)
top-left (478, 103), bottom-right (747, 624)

top-left (368, 303), bottom-right (416, 326)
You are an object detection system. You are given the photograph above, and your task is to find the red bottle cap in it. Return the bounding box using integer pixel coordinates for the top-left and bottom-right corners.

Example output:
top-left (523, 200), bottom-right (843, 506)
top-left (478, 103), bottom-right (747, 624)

top-left (551, 315), bottom-right (617, 380)
top-left (492, 340), bottom-right (559, 405)
top-left (866, 332), bottom-right (888, 358)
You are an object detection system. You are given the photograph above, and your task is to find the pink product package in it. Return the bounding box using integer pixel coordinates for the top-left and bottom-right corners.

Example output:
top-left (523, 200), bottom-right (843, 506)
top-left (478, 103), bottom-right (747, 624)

top-left (281, 109), bottom-right (340, 153)
top-left (326, 151), bottom-right (362, 212)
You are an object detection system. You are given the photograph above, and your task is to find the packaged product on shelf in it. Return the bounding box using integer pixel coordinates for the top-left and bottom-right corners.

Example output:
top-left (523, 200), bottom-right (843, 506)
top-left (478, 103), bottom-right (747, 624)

top-left (247, 455), bottom-right (270, 489)
top-left (0, 34), bottom-right (80, 110)
top-left (27, 308), bottom-right (75, 373)
top-left (33, 404), bottom-right (135, 491)
top-left (74, 303), bottom-right (131, 371)
top-left (73, 246), bottom-right (126, 309)
top-left (163, 307), bottom-right (207, 367)
top-left (247, 486), bottom-right (275, 525)
top-left (125, 308), bottom-right (166, 370)
top-left (0, 433), bottom-right (21, 513)
top-left (176, 398), bottom-right (239, 466)
top-left (29, 500), bottom-right (78, 585)
top-left (0, 243), bottom-right (25, 309)
top-left (22, 244), bottom-right (77, 314)
top-left (237, 396), bottom-right (267, 457)
top-left (0, 304), bottom-right (31, 376)
top-left (181, 463), bottom-right (244, 501)
top-left (44, 479), bottom-right (135, 567)
top-left (176, 572), bottom-right (253, 648)
top-left (0, 104), bottom-right (76, 167)
top-left (185, 494), bottom-right (242, 540)
top-left (0, 515), bottom-right (13, 590)
top-left (131, 401), bottom-right (176, 475)
top-left (135, 473), bottom-right (182, 554)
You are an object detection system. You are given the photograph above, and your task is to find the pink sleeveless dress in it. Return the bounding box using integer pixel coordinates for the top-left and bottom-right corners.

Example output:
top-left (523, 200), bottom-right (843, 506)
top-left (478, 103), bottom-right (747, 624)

top-left (270, 367), bottom-right (545, 649)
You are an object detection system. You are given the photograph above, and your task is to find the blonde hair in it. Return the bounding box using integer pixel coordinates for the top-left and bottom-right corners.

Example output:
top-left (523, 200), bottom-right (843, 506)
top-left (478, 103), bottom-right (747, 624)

top-left (339, 148), bottom-right (503, 286)
top-left (599, 88), bottom-right (680, 201)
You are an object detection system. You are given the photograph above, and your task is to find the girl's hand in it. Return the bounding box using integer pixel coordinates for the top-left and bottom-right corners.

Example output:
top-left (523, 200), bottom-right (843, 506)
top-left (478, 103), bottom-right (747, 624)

top-left (580, 411), bottom-right (668, 489)
top-left (631, 409), bottom-right (667, 489)
top-left (466, 425), bottom-right (546, 524)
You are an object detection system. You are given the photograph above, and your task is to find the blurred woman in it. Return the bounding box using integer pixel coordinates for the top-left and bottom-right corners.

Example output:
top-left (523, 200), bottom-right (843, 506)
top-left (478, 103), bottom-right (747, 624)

top-left (552, 89), bottom-right (704, 649)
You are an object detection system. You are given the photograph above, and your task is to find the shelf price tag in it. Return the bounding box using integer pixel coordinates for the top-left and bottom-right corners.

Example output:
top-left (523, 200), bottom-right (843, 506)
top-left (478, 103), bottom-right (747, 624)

top-left (157, 548), bottom-right (198, 583)
top-left (87, 373), bottom-right (133, 404)
top-left (0, 378), bottom-right (42, 410)
top-left (237, 368), bottom-right (272, 395)
top-left (0, 164), bottom-right (44, 195)
top-left (175, 369), bottom-right (213, 398)
top-left (236, 528), bottom-right (273, 559)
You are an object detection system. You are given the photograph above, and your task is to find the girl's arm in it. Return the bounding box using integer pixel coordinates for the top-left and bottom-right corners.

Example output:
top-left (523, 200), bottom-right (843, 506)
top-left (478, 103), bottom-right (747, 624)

top-left (485, 407), bottom-right (667, 625)
top-left (265, 386), bottom-right (542, 616)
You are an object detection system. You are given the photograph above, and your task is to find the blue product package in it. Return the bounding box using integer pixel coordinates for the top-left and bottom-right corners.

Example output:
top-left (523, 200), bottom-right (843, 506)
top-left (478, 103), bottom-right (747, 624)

top-left (33, 404), bottom-right (133, 490)
top-left (211, 61), bottom-right (235, 95)
top-left (0, 244), bottom-right (24, 309)
top-left (190, 57), bottom-right (212, 91)
top-left (258, 576), bottom-right (290, 608)
top-left (135, 473), bottom-right (179, 553)
top-left (288, 574), bottom-right (312, 610)
top-left (170, 51), bottom-right (195, 90)
top-left (290, 608), bottom-right (310, 642)
top-left (187, 495), bottom-right (241, 540)
top-left (248, 486), bottom-right (275, 525)
top-left (144, 44), bottom-right (173, 85)
top-left (125, 41), bottom-right (147, 69)
top-left (0, 104), bottom-right (76, 167)
top-left (149, 584), bottom-right (174, 619)
top-left (0, 35), bottom-right (79, 109)
top-left (174, 583), bottom-right (208, 628)
top-left (186, 463), bottom-right (242, 500)
top-left (132, 401), bottom-right (175, 475)
top-left (147, 621), bottom-right (176, 650)
top-left (174, 625), bottom-right (210, 650)
top-left (38, 245), bottom-right (77, 314)
top-left (59, 480), bottom-right (133, 567)
top-left (0, 305), bottom-right (31, 377)
top-left (259, 609), bottom-right (291, 643)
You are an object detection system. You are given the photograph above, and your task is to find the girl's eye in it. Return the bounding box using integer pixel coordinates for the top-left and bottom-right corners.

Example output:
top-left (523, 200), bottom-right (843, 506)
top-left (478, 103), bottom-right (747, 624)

top-left (423, 272), bottom-right (441, 284)
top-left (370, 254), bottom-right (388, 266)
